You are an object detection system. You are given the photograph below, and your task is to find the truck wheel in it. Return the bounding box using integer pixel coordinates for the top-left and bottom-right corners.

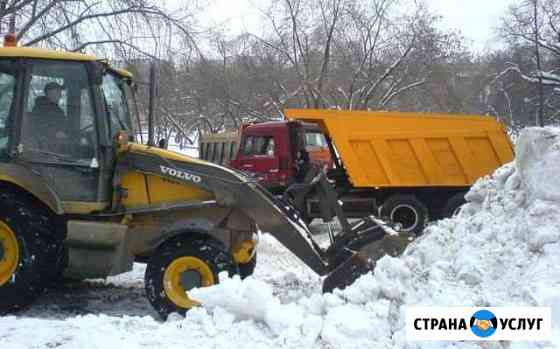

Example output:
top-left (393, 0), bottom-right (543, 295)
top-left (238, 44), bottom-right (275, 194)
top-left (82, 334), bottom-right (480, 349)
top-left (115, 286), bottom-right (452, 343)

top-left (238, 253), bottom-right (257, 279)
top-left (443, 192), bottom-right (467, 217)
top-left (145, 238), bottom-right (235, 319)
top-left (0, 193), bottom-right (58, 314)
top-left (381, 195), bottom-right (428, 235)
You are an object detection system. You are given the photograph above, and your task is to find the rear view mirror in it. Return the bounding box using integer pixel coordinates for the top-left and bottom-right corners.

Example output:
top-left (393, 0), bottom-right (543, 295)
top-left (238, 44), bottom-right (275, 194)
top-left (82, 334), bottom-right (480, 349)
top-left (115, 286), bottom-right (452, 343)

top-left (158, 138), bottom-right (167, 149)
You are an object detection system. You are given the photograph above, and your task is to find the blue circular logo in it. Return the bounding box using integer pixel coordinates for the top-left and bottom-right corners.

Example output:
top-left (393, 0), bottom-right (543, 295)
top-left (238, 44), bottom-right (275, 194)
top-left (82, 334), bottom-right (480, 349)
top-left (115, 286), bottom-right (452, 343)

top-left (470, 310), bottom-right (498, 338)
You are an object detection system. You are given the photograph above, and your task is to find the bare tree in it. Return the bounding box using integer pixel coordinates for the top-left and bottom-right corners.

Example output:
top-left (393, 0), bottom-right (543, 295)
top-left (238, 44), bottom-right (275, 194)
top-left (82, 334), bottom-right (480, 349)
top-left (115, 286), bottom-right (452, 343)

top-left (499, 0), bottom-right (560, 125)
top-left (335, 0), bottom-right (428, 110)
top-left (0, 0), bottom-right (199, 60)
top-left (245, 0), bottom-right (462, 112)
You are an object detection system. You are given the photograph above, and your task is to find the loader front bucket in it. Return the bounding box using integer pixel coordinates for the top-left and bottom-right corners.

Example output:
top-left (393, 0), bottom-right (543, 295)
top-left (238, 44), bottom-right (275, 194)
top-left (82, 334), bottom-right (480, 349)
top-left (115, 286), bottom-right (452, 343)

top-left (322, 251), bottom-right (374, 293)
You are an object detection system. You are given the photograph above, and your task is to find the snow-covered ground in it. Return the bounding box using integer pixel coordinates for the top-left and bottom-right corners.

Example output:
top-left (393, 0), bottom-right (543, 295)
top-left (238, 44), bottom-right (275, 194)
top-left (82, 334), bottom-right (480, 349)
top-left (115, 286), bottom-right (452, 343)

top-left (0, 226), bottom-right (329, 348)
top-left (1, 127), bottom-right (560, 348)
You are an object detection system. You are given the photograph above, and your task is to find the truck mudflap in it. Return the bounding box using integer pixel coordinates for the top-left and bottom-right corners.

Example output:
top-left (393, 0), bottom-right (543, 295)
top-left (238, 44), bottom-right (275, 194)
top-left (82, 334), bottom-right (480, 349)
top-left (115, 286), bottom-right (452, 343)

top-left (118, 150), bottom-right (396, 290)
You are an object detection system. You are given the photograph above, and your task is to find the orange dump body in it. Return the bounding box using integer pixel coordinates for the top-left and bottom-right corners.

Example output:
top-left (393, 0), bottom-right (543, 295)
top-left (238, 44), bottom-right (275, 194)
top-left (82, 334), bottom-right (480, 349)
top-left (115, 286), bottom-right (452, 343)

top-left (284, 109), bottom-right (514, 188)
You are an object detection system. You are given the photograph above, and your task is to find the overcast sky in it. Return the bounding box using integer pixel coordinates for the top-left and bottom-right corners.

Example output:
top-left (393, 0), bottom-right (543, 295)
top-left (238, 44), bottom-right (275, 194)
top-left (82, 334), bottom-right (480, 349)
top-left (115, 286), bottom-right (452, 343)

top-left (204, 0), bottom-right (517, 52)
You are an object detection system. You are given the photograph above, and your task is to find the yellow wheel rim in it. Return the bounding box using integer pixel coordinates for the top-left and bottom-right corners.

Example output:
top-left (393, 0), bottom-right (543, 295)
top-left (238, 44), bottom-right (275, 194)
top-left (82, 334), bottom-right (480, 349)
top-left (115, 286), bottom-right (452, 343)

top-left (0, 221), bottom-right (19, 287)
top-left (163, 256), bottom-right (215, 309)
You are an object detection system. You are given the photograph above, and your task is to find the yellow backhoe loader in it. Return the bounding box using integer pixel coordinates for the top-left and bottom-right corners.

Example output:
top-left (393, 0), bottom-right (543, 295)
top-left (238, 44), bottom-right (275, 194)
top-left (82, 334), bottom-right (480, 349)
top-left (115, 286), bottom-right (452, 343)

top-left (0, 44), bottom-right (393, 318)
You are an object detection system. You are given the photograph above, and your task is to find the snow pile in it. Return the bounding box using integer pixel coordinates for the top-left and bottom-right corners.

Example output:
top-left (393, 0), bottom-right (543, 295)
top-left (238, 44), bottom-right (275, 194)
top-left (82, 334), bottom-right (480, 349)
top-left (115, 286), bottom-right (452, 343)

top-left (190, 276), bottom-right (323, 347)
top-left (191, 127), bottom-right (560, 348)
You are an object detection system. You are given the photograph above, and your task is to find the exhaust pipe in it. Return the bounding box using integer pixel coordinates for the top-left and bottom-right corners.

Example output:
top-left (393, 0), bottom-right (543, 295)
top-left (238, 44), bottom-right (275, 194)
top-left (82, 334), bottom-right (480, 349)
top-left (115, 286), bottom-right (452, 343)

top-left (147, 62), bottom-right (157, 147)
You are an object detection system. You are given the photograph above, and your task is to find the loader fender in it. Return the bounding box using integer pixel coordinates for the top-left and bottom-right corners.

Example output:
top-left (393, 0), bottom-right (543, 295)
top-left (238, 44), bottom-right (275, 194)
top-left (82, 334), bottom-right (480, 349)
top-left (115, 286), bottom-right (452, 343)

top-left (140, 215), bottom-right (255, 256)
top-left (0, 163), bottom-right (63, 214)
top-left (150, 228), bottom-right (214, 252)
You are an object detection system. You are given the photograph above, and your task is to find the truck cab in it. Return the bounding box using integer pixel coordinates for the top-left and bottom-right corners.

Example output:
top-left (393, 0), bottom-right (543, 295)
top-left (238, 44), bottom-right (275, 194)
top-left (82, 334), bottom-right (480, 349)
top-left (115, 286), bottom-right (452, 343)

top-left (229, 121), bottom-right (331, 193)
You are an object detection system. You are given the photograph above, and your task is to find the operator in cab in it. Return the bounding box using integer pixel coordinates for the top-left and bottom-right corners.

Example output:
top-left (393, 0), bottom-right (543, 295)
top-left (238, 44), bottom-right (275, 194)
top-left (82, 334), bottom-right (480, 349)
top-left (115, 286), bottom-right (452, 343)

top-left (32, 82), bottom-right (68, 140)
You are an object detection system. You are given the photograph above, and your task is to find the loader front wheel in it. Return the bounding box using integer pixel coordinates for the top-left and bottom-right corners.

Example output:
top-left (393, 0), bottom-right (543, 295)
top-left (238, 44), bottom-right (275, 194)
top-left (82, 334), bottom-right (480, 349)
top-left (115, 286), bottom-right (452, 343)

top-left (381, 194), bottom-right (428, 236)
top-left (145, 238), bottom-right (235, 319)
top-left (0, 194), bottom-right (58, 314)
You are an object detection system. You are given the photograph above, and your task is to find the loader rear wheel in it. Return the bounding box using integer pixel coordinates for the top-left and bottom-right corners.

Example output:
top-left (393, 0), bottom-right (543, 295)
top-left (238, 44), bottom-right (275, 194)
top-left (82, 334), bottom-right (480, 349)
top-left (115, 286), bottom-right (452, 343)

top-left (381, 195), bottom-right (428, 236)
top-left (145, 238), bottom-right (235, 319)
top-left (0, 193), bottom-right (58, 314)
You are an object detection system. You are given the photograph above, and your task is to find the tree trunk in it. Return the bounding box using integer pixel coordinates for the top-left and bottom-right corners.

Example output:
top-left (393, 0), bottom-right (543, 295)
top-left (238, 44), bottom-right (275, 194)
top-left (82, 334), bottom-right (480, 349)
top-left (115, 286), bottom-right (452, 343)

top-left (534, 0), bottom-right (545, 127)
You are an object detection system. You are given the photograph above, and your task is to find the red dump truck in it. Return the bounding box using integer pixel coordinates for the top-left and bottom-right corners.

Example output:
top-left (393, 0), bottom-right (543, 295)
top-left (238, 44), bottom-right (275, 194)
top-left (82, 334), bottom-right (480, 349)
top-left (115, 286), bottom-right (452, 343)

top-left (200, 109), bottom-right (514, 234)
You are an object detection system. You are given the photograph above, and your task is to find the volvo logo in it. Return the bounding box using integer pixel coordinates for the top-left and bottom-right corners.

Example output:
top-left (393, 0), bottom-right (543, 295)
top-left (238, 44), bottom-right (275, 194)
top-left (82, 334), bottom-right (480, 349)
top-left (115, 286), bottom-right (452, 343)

top-left (160, 165), bottom-right (202, 183)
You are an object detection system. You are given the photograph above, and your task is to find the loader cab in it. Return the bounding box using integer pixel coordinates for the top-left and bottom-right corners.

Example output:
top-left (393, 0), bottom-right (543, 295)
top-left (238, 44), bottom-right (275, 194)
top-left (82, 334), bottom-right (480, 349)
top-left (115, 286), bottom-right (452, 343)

top-left (0, 48), bottom-right (135, 211)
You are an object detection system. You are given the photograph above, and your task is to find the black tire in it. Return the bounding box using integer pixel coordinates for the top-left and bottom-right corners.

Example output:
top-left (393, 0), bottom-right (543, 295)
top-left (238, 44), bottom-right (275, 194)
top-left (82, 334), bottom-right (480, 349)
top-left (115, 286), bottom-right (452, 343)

top-left (380, 194), bottom-right (428, 236)
top-left (443, 192), bottom-right (467, 218)
top-left (0, 192), bottom-right (59, 314)
top-left (238, 253), bottom-right (257, 279)
top-left (145, 237), bottom-right (236, 319)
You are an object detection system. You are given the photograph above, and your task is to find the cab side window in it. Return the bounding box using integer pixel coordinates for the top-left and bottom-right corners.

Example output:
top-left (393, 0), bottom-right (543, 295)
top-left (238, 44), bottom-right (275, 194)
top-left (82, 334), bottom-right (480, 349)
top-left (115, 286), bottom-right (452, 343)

top-left (244, 136), bottom-right (274, 156)
top-left (242, 136), bottom-right (254, 155)
top-left (305, 132), bottom-right (327, 148)
top-left (263, 137), bottom-right (275, 156)
top-left (21, 60), bottom-right (97, 162)
top-left (0, 70), bottom-right (16, 155)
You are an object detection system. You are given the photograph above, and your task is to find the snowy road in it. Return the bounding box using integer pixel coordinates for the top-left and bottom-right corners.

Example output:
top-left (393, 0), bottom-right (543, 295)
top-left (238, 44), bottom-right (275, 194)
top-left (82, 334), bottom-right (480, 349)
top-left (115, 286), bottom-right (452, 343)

top-left (0, 225), bottom-right (335, 348)
top-left (24, 224), bottom-right (330, 319)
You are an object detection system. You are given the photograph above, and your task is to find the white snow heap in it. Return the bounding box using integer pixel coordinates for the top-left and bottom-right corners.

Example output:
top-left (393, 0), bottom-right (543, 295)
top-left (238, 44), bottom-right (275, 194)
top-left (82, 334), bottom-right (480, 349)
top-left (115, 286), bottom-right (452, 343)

top-left (191, 127), bottom-right (560, 348)
top-left (515, 127), bottom-right (560, 203)
top-left (190, 274), bottom-right (323, 346)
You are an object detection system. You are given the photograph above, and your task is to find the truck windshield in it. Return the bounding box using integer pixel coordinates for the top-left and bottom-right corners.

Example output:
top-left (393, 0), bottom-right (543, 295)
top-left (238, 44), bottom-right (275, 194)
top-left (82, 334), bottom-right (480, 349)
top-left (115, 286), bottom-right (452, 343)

top-left (100, 72), bottom-right (132, 140)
